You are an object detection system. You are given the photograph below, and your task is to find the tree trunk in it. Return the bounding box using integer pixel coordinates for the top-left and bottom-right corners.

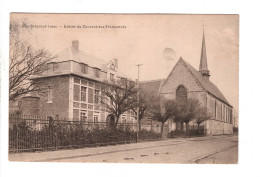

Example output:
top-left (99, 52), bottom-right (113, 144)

top-left (181, 122), bottom-right (184, 131)
top-left (139, 119), bottom-right (141, 131)
top-left (186, 122), bottom-right (189, 131)
top-left (161, 122), bottom-right (165, 139)
top-left (114, 116), bottom-right (119, 129)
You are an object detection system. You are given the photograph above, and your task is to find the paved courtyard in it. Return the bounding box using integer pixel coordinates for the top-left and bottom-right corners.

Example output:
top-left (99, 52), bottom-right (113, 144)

top-left (9, 134), bottom-right (238, 164)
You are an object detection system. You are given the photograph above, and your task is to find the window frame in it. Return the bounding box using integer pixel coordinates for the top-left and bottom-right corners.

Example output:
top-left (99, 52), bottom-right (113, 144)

top-left (47, 87), bottom-right (53, 103)
top-left (81, 86), bottom-right (87, 102)
top-left (80, 63), bottom-right (88, 74)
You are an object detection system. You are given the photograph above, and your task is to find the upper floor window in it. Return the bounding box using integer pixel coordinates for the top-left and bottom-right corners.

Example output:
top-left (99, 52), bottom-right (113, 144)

top-left (94, 89), bottom-right (99, 104)
top-left (47, 63), bottom-right (58, 73)
top-left (110, 73), bottom-right (114, 81)
top-left (176, 85), bottom-right (187, 101)
top-left (94, 68), bottom-right (101, 78)
top-left (81, 86), bottom-right (87, 102)
top-left (80, 63), bottom-right (88, 74)
top-left (47, 87), bottom-right (53, 103)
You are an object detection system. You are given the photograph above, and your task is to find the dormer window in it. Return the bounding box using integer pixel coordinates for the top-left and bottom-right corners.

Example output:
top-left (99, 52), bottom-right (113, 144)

top-left (47, 62), bottom-right (58, 73)
top-left (94, 68), bottom-right (101, 78)
top-left (110, 73), bottom-right (114, 81)
top-left (80, 63), bottom-right (88, 74)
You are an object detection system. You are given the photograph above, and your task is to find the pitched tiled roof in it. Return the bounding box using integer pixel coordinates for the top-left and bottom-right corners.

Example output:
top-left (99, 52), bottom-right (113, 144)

top-left (51, 46), bottom-right (129, 79)
top-left (140, 79), bottom-right (165, 96)
top-left (179, 58), bottom-right (231, 106)
top-left (53, 47), bottom-right (109, 70)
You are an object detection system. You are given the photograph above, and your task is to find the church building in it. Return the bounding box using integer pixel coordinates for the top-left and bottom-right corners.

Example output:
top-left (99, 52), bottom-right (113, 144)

top-left (141, 30), bottom-right (233, 135)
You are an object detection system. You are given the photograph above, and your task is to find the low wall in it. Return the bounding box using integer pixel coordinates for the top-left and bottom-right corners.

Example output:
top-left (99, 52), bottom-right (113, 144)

top-left (206, 119), bottom-right (233, 135)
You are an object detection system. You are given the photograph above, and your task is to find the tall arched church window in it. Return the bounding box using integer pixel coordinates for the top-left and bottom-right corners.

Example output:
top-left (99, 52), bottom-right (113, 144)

top-left (176, 85), bottom-right (187, 101)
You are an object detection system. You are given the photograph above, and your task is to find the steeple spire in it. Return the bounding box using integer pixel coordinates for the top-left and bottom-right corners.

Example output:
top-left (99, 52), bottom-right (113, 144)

top-left (199, 27), bottom-right (210, 79)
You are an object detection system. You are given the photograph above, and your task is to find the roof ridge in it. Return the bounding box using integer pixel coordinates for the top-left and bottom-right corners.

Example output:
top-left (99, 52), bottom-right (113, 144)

top-left (180, 58), bottom-right (231, 106)
top-left (140, 79), bottom-right (165, 83)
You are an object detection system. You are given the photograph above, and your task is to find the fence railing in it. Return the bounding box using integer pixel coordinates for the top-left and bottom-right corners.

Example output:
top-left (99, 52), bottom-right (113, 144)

top-left (9, 114), bottom-right (162, 153)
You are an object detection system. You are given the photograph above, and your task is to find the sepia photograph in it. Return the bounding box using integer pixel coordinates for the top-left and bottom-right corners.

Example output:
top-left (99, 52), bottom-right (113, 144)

top-left (8, 13), bottom-right (239, 164)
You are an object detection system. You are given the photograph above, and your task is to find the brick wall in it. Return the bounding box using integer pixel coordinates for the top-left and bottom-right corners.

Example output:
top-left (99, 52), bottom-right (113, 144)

top-left (20, 97), bottom-right (40, 115)
top-left (37, 76), bottom-right (70, 119)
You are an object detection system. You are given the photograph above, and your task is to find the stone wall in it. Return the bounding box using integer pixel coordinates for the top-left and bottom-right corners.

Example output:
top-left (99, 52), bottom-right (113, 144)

top-left (160, 59), bottom-right (206, 104)
top-left (206, 119), bottom-right (233, 135)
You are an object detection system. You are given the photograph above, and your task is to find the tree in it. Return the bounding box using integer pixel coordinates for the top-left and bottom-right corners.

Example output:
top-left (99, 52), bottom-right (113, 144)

top-left (149, 98), bottom-right (178, 138)
top-left (182, 99), bottom-right (201, 131)
top-left (100, 79), bottom-right (137, 128)
top-left (194, 106), bottom-right (212, 128)
top-left (9, 20), bottom-right (56, 101)
top-left (172, 98), bottom-right (201, 131)
top-left (130, 88), bottom-right (156, 130)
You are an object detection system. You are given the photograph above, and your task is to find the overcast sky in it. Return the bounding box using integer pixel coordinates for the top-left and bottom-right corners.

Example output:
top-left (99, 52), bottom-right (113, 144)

top-left (11, 14), bottom-right (239, 112)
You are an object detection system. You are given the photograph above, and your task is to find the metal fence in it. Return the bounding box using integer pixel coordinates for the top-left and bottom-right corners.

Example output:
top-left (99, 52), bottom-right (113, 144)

top-left (9, 114), bottom-right (162, 153)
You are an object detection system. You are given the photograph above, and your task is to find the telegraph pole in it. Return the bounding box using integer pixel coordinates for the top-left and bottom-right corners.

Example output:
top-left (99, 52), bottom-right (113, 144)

top-left (135, 64), bottom-right (142, 142)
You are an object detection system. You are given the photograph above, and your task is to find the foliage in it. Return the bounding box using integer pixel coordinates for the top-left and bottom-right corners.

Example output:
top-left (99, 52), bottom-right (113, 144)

top-left (138, 129), bottom-right (161, 141)
top-left (9, 120), bottom-right (160, 153)
top-left (167, 126), bottom-right (205, 138)
top-left (194, 106), bottom-right (212, 127)
top-left (149, 98), bottom-right (179, 138)
top-left (130, 88), bottom-right (157, 130)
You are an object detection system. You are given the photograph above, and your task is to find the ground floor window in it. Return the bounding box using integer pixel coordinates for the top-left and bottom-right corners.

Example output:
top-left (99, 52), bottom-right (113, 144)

top-left (94, 114), bottom-right (99, 123)
top-left (80, 111), bottom-right (87, 122)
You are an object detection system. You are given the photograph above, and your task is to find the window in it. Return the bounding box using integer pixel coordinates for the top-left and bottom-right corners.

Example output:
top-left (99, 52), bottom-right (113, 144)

top-left (88, 88), bottom-right (94, 103)
top-left (47, 63), bottom-right (58, 73)
top-left (94, 90), bottom-right (99, 103)
top-left (121, 115), bottom-right (126, 124)
top-left (110, 73), bottom-right (114, 81)
top-left (80, 111), bottom-right (87, 122)
top-left (94, 68), bottom-right (100, 78)
top-left (73, 85), bottom-right (80, 101)
top-left (80, 63), bottom-right (88, 74)
top-left (74, 77), bottom-right (80, 84)
top-left (176, 85), bottom-right (187, 101)
top-left (47, 87), bottom-right (53, 103)
top-left (94, 114), bottom-right (99, 123)
top-left (81, 86), bottom-right (87, 102)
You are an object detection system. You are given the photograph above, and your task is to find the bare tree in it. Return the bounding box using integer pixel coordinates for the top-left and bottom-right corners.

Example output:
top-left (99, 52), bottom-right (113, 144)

top-left (9, 20), bottom-right (56, 101)
top-left (194, 106), bottom-right (212, 128)
top-left (149, 98), bottom-right (178, 138)
top-left (100, 79), bottom-right (137, 128)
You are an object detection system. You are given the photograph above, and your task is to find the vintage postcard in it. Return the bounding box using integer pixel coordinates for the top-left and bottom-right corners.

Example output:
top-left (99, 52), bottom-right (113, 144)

top-left (8, 13), bottom-right (239, 163)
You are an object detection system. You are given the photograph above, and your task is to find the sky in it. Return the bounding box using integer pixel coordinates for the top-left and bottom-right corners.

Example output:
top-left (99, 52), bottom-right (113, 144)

top-left (11, 13), bottom-right (239, 112)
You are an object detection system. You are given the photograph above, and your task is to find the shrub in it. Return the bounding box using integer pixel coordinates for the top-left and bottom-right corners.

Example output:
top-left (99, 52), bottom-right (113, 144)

top-left (138, 129), bottom-right (161, 140)
top-left (9, 120), bottom-right (139, 152)
top-left (167, 126), bottom-right (205, 138)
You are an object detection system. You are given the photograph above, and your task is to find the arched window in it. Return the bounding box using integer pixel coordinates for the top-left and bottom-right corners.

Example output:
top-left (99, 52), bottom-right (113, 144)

top-left (176, 85), bottom-right (187, 101)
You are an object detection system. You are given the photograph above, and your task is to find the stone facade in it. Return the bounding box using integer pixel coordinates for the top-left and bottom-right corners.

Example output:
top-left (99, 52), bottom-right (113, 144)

top-left (159, 58), bottom-right (233, 135)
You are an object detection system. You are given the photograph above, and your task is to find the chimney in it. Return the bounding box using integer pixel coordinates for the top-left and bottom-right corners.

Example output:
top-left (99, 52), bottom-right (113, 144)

top-left (114, 58), bottom-right (118, 69)
top-left (72, 40), bottom-right (79, 53)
